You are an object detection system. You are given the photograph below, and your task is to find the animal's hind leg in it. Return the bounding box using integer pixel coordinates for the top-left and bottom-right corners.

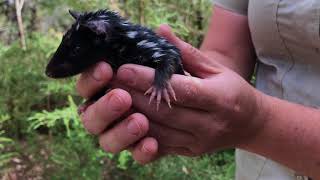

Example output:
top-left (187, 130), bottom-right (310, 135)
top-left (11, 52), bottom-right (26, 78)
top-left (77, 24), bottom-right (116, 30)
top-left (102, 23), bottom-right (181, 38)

top-left (144, 63), bottom-right (176, 110)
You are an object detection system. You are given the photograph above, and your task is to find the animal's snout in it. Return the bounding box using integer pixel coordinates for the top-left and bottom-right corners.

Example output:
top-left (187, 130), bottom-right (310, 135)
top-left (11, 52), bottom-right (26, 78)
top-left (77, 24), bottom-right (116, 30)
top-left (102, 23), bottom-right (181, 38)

top-left (45, 68), bottom-right (54, 78)
top-left (45, 63), bottom-right (57, 78)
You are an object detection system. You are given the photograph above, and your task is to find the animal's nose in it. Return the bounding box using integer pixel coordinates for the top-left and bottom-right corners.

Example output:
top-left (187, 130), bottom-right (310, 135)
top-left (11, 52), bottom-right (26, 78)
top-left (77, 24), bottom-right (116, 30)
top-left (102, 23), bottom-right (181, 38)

top-left (45, 65), bottom-right (55, 78)
top-left (45, 69), bottom-right (53, 77)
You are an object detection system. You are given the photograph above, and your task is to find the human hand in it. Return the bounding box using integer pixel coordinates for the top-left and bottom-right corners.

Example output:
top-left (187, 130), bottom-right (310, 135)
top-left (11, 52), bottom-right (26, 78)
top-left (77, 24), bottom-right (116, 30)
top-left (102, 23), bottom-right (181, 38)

top-left (76, 24), bottom-right (265, 164)
top-left (109, 24), bottom-right (266, 162)
top-left (76, 61), bottom-right (160, 164)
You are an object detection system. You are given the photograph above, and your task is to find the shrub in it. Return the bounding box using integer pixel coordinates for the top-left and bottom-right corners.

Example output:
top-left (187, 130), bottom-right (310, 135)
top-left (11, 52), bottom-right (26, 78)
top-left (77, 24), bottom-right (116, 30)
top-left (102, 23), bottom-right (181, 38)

top-left (0, 1), bottom-right (235, 179)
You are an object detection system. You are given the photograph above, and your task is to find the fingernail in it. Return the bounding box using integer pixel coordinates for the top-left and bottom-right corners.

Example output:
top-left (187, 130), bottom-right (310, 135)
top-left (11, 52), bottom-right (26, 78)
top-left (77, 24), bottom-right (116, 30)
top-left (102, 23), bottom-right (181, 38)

top-left (142, 143), bottom-right (154, 154)
top-left (77, 100), bottom-right (94, 115)
top-left (92, 65), bottom-right (102, 81)
top-left (107, 92), bottom-right (125, 112)
top-left (80, 110), bottom-right (88, 124)
top-left (92, 63), bottom-right (106, 81)
top-left (78, 105), bottom-right (85, 115)
top-left (142, 145), bottom-right (149, 153)
top-left (127, 119), bottom-right (141, 136)
top-left (117, 68), bottom-right (136, 86)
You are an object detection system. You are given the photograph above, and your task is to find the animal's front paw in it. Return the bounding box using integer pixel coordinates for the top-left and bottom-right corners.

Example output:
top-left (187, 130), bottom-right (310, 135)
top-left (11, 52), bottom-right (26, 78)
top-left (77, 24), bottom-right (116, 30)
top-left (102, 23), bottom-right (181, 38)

top-left (144, 82), bottom-right (176, 111)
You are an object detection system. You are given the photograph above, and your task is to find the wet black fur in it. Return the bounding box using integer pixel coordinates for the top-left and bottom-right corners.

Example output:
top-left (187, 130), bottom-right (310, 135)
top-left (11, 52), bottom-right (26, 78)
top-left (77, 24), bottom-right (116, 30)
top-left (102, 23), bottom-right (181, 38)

top-left (46, 9), bottom-right (185, 92)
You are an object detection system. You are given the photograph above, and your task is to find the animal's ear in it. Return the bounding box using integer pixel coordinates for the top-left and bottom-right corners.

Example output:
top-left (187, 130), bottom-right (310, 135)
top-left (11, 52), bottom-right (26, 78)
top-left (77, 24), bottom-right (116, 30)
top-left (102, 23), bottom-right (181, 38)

top-left (69, 10), bottom-right (81, 20)
top-left (82, 20), bottom-right (108, 35)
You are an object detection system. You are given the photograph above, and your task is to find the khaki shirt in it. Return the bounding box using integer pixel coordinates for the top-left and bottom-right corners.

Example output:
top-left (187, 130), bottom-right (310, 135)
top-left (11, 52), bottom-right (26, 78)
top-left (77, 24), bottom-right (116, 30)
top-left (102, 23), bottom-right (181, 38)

top-left (214, 0), bottom-right (320, 180)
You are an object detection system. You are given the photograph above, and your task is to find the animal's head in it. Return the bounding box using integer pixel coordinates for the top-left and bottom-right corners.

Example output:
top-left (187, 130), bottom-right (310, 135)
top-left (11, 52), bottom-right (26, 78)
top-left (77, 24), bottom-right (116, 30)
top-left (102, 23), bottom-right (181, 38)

top-left (46, 9), bottom-right (124, 78)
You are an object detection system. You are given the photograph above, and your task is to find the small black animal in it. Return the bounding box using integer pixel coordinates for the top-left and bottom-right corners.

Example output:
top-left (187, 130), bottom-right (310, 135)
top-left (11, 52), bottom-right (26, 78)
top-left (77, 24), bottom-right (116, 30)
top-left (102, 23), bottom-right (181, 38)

top-left (46, 9), bottom-right (185, 109)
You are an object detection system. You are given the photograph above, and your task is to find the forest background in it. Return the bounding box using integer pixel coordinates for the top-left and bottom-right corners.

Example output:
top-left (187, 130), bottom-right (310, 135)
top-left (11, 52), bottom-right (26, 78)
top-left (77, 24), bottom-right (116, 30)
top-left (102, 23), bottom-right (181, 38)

top-left (0, 0), bottom-right (235, 179)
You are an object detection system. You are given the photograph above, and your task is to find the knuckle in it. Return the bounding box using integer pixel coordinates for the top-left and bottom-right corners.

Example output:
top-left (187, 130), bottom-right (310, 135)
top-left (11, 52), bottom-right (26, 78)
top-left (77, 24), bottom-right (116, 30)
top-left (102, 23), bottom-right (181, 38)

top-left (183, 43), bottom-right (198, 56)
top-left (229, 96), bottom-right (242, 114)
top-left (218, 90), bottom-right (240, 113)
top-left (181, 78), bottom-right (202, 102)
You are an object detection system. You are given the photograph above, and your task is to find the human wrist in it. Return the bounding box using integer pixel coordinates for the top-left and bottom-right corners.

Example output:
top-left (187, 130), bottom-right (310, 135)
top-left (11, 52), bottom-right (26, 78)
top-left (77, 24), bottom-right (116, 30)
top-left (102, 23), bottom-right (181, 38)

top-left (238, 88), bottom-right (273, 150)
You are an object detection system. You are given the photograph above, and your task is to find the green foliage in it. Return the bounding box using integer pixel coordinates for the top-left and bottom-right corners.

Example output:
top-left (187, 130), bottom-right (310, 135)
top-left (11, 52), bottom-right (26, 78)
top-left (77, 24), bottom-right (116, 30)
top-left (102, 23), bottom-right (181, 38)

top-left (119, 0), bottom-right (212, 46)
top-left (0, 114), bottom-right (17, 173)
top-left (38, 0), bottom-right (107, 12)
top-left (116, 150), bottom-right (132, 170)
top-left (27, 95), bottom-right (107, 179)
top-left (0, 31), bottom-right (76, 136)
top-left (28, 96), bottom-right (78, 136)
top-left (125, 151), bottom-right (235, 180)
top-left (0, 0), bottom-right (236, 179)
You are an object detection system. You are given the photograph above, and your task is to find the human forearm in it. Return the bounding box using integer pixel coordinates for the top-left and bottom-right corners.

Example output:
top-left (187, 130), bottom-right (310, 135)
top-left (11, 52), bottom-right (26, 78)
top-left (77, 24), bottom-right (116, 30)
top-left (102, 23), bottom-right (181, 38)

top-left (200, 49), bottom-right (254, 79)
top-left (242, 91), bottom-right (320, 179)
top-left (200, 6), bottom-right (256, 79)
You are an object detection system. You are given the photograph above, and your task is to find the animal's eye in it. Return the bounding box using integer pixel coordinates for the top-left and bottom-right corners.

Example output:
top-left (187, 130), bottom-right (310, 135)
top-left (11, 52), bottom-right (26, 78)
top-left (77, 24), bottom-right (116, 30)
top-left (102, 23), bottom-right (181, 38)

top-left (62, 32), bottom-right (71, 41)
top-left (71, 46), bottom-right (80, 56)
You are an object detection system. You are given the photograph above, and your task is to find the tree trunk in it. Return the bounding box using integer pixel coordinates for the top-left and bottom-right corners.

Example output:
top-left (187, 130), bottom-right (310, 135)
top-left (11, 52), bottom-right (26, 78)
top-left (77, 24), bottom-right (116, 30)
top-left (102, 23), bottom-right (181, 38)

top-left (15, 0), bottom-right (26, 50)
top-left (138, 0), bottom-right (145, 25)
top-left (27, 5), bottom-right (38, 32)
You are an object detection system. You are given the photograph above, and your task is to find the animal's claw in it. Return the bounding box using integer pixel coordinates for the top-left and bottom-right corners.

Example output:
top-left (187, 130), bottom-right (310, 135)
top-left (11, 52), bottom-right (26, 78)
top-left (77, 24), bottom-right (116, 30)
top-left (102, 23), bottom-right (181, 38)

top-left (163, 89), bottom-right (172, 109)
top-left (148, 87), bottom-right (157, 105)
top-left (144, 87), bottom-right (153, 95)
top-left (167, 83), bottom-right (177, 101)
top-left (156, 90), bottom-right (161, 111)
top-left (144, 82), bottom-right (175, 110)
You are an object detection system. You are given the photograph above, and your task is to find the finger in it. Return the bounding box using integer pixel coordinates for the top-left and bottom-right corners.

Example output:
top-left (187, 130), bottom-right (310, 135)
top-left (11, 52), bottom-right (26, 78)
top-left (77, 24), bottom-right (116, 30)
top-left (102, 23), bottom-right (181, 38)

top-left (156, 24), bottom-right (223, 78)
top-left (76, 62), bottom-right (113, 99)
top-left (131, 89), bottom-right (212, 132)
top-left (111, 84), bottom-right (212, 132)
top-left (116, 65), bottom-right (216, 110)
top-left (130, 137), bottom-right (159, 165)
top-left (148, 122), bottom-right (196, 147)
top-left (99, 113), bottom-right (149, 153)
top-left (81, 89), bottom-right (132, 135)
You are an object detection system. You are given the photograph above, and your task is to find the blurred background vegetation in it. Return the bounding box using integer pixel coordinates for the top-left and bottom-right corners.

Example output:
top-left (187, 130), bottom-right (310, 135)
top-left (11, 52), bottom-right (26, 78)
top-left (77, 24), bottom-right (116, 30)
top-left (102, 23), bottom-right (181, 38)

top-left (0, 0), bottom-right (235, 179)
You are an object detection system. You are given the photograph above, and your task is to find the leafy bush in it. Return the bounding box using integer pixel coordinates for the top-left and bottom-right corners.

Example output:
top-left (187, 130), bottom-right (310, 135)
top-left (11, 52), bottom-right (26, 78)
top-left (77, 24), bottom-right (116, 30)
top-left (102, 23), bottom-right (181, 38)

top-left (0, 114), bottom-right (17, 174)
top-left (131, 152), bottom-right (235, 180)
top-left (28, 96), bottom-right (106, 179)
top-left (0, 0), bottom-right (236, 179)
